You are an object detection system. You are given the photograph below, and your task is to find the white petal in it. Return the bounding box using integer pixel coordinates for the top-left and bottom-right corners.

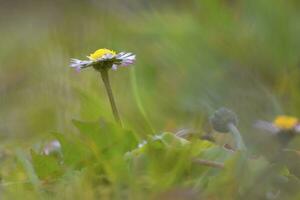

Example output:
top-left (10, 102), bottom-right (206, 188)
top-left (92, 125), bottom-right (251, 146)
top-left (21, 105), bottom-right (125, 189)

top-left (117, 52), bottom-right (126, 57)
top-left (117, 52), bottom-right (133, 59)
top-left (70, 58), bottom-right (93, 71)
top-left (124, 55), bottom-right (136, 60)
top-left (254, 120), bottom-right (280, 135)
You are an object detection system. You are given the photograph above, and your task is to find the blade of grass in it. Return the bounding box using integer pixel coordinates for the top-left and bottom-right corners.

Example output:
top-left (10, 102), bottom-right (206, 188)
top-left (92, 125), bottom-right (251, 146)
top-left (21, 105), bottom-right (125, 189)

top-left (16, 149), bottom-right (40, 190)
top-left (130, 67), bottom-right (155, 134)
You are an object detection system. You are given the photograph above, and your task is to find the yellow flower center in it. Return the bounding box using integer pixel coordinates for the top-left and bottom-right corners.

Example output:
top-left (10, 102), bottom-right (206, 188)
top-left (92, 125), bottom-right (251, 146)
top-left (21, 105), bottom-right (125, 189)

top-left (273, 115), bottom-right (298, 130)
top-left (88, 48), bottom-right (116, 60)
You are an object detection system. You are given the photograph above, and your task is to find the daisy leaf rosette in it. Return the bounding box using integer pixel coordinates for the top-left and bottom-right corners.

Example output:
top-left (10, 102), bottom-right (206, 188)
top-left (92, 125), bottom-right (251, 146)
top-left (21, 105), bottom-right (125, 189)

top-left (70, 48), bottom-right (136, 72)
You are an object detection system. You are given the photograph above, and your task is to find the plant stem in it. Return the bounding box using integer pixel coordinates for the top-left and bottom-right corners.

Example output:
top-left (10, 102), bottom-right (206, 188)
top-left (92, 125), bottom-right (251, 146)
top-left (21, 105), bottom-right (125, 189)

top-left (99, 68), bottom-right (122, 126)
top-left (193, 159), bottom-right (224, 169)
top-left (227, 123), bottom-right (246, 151)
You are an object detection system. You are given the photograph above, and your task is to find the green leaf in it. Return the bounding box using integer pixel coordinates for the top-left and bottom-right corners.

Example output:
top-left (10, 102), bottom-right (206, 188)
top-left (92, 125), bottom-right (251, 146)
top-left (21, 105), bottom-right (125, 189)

top-left (72, 119), bottom-right (139, 155)
top-left (30, 150), bottom-right (63, 181)
top-left (52, 132), bottom-right (91, 168)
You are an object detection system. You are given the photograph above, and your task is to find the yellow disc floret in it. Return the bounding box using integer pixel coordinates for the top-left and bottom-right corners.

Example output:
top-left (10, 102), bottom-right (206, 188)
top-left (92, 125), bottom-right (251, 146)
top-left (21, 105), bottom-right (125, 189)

top-left (273, 115), bottom-right (298, 130)
top-left (88, 48), bottom-right (116, 60)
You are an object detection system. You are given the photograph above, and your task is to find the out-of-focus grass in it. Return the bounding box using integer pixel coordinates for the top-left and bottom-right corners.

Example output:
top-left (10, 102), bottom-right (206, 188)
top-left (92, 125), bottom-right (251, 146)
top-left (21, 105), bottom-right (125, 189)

top-left (1, 0), bottom-right (300, 199)
top-left (1, 0), bottom-right (300, 139)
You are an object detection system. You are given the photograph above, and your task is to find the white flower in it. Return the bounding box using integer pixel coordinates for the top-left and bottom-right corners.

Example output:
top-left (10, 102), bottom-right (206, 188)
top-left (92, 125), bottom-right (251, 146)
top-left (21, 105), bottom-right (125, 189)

top-left (70, 48), bottom-right (136, 72)
top-left (43, 140), bottom-right (61, 155)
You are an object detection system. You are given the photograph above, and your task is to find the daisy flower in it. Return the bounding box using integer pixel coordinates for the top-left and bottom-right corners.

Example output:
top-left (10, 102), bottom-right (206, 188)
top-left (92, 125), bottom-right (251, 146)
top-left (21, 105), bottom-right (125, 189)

top-left (69, 48), bottom-right (136, 126)
top-left (70, 48), bottom-right (136, 72)
top-left (254, 115), bottom-right (300, 146)
top-left (255, 115), bottom-right (300, 134)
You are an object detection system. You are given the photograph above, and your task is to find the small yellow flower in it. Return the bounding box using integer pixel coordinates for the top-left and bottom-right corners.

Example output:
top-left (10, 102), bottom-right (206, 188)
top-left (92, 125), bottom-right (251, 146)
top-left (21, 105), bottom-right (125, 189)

top-left (88, 48), bottom-right (116, 60)
top-left (273, 115), bottom-right (298, 130)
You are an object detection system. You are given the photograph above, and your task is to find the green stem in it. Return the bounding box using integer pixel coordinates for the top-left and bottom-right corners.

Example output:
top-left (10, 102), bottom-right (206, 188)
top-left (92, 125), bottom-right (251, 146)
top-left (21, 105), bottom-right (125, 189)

top-left (227, 123), bottom-right (246, 151)
top-left (99, 68), bottom-right (122, 126)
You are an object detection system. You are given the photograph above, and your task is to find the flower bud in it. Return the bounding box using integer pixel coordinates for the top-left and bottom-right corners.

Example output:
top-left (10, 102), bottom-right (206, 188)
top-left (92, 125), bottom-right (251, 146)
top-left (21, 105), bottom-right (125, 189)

top-left (210, 107), bottom-right (238, 133)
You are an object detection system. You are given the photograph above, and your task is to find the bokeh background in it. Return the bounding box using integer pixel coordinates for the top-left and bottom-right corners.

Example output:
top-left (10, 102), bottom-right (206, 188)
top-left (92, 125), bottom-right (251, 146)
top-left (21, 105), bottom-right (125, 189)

top-left (1, 0), bottom-right (300, 198)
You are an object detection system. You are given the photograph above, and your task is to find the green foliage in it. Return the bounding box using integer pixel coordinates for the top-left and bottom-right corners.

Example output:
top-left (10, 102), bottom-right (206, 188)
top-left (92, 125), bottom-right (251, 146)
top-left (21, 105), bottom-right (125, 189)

top-left (4, 120), bottom-right (300, 199)
top-left (30, 150), bottom-right (63, 182)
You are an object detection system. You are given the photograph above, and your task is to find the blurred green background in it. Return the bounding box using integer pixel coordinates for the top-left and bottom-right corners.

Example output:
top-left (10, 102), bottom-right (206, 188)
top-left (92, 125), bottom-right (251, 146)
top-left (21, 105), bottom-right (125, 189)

top-left (1, 0), bottom-right (300, 198)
